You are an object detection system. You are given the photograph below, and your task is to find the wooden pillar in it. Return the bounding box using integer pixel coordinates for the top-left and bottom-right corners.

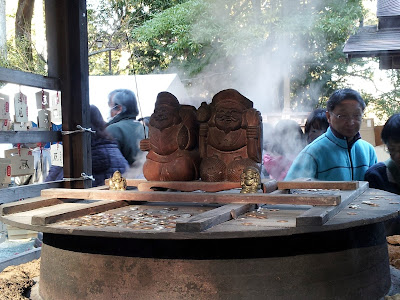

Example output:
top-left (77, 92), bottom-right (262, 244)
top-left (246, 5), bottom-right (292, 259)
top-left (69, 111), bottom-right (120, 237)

top-left (45, 0), bottom-right (91, 188)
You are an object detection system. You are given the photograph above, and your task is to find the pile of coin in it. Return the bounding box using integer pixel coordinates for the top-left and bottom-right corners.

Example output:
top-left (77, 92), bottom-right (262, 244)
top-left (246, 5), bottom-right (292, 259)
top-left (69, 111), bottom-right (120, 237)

top-left (57, 206), bottom-right (192, 230)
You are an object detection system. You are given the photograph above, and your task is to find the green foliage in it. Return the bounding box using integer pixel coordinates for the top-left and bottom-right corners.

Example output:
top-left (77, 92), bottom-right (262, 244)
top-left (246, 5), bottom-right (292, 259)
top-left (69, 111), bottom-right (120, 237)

top-left (0, 36), bottom-right (46, 75)
top-left (372, 70), bottom-right (400, 120)
top-left (87, 0), bottom-right (188, 75)
top-left (130, 0), bottom-right (368, 108)
top-left (88, 0), bottom-right (397, 118)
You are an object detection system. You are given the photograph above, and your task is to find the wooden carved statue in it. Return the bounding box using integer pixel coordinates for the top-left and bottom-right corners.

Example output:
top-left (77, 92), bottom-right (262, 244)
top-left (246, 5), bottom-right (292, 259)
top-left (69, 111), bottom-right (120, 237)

top-left (140, 92), bottom-right (200, 181)
top-left (197, 89), bottom-right (263, 182)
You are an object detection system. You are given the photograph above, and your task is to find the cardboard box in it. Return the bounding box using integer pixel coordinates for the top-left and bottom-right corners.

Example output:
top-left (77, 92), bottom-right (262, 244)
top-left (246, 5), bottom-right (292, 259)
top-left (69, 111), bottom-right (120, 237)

top-left (6, 225), bottom-right (37, 240)
top-left (360, 118), bottom-right (375, 146)
top-left (374, 125), bottom-right (384, 146)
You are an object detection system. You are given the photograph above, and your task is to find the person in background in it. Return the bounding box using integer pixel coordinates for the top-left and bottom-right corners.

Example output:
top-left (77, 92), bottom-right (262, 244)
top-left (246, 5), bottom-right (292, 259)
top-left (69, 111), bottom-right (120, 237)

top-left (304, 108), bottom-right (329, 144)
top-left (106, 89), bottom-right (147, 166)
top-left (285, 88), bottom-right (377, 181)
top-left (46, 105), bottom-right (129, 187)
top-left (263, 119), bottom-right (305, 180)
top-left (261, 122), bottom-right (274, 177)
top-left (365, 113), bottom-right (400, 194)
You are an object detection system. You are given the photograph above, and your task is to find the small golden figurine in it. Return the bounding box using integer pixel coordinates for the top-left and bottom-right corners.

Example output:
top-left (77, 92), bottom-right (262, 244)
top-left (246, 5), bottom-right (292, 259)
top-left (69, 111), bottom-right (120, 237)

top-left (109, 171), bottom-right (127, 191)
top-left (240, 166), bottom-right (261, 193)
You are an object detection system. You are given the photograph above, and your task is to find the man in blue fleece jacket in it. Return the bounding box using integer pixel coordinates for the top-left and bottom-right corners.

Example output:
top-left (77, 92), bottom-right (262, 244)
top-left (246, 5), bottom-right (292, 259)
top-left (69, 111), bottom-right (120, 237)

top-left (285, 88), bottom-right (377, 181)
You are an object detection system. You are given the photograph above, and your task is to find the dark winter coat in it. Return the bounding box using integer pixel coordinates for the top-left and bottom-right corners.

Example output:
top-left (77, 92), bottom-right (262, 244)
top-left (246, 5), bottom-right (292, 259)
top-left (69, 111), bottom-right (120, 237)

top-left (106, 113), bottom-right (146, 165)
top-left (364, 162), bottom-right (400, 195)
top-left (45, 137), bottom-right (128, 187)
top-left (91, 137), bottom-right (129, 187)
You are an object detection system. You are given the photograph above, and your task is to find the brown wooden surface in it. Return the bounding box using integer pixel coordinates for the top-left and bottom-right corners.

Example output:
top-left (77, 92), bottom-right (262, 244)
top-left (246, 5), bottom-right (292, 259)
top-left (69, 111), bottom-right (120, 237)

top-left (262, 179), bottom-right (278, 193)
top-left (46, 0), bottom-right (91, 189)
top-left (137, 181), bottom-right (241, 192)
top-left (40, 188), bottom-right (341, 206)
top-left (0, 188), bottom-right (399, 240)
top-left (1, 196), bottom-right (62, 215)
top-left (110, 179), bottom-right (277, 193)
top-left (175, 204), bottom-right (253, 232)
top-left (295, 181), bottom-right (369, 226)
top-left (277, 181), bottom-right (360, 190)
top-left (31, 200), bottom-right (129, 225)
top-left (104, 178), bottom-right (146, 187)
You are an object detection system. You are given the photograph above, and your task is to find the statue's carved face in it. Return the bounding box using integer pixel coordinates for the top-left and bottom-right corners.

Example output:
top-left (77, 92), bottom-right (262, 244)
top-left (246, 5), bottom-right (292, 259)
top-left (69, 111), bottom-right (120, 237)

top-left (215, 102), bottom-right (242, 132)
top-left (150, 104), bottom-right (179, 130)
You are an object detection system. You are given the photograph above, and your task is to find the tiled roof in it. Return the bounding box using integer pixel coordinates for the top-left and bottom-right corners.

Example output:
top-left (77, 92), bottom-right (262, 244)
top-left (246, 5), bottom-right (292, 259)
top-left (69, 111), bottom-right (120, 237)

top-left (377, 0), bottom-right (400, 17)
top-left (343, 25), bottom-right (400, 57)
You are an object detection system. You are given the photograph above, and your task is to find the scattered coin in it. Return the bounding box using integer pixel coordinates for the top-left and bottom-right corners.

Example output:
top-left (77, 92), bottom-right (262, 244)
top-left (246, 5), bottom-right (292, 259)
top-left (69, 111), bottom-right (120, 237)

top-left (242, 222), bottom-right (253, 226)
top-left (349, 204), bottom-right (360, 209)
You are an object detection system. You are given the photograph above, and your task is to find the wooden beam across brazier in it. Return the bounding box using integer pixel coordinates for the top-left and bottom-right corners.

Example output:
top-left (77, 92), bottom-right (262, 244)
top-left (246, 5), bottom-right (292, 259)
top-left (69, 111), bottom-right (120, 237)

top-left (278, 181), bottom-right (360, 190)
top-left (175, 204), bottom-right (254, 232)
top-left (40, 188), bottom-right (341, 206)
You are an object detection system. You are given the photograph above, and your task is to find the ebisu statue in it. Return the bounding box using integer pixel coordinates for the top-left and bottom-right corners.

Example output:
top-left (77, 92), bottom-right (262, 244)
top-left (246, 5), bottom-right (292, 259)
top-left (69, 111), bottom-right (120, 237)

top-left (140, 92), bottom-right (200, 181)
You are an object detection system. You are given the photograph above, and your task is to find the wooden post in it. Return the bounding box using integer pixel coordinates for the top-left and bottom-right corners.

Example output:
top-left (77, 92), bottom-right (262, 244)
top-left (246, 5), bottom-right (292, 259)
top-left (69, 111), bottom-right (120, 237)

top-left (45, 0), bottom-right (91, 189)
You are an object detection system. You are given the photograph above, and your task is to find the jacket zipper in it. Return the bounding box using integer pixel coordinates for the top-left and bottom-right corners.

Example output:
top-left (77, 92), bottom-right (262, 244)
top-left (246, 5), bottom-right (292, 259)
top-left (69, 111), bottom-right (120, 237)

top-left (345, 137), bottom-right (354, 180)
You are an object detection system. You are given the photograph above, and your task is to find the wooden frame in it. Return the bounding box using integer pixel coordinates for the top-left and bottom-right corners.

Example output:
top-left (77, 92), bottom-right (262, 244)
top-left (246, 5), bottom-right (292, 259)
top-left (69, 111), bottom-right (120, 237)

top-left (0, 181), bottom-right (371, 232)
top-left (0, 0), bottom-right (91, 200)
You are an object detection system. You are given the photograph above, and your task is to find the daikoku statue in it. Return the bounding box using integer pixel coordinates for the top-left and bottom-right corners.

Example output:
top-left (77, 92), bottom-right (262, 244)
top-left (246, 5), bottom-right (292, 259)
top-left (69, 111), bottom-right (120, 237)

top-left (196, 89), bottom-right (263, 182)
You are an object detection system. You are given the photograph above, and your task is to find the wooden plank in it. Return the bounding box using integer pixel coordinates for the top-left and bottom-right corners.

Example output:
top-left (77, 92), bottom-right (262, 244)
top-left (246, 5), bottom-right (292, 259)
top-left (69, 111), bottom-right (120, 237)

top-left (0, 67), bottom-right (60, 90)
top-left (277, 181), bottom-right (360, 190)
top-left (104, 178), bottom-right (146, 187)
top-left (175, 204), bottom-right (253, 232)
top-left (262, 179), bottom-right (278, 193)
top-left (41, 188), bottom-right (341, 206)
top-left (135, 179), bottom-right (276, 193)
top-left (296, 181), bottom-right (369, 226)
top-left (105, 179), bottom-right (277, 193)
top-left (137, 181), bottom-right (241, 192)
top-left (0, 181), bottom-right (64, 204)
top-left (31, 200), bottom-right (129, 225)
top-left (0, 131), bottom-right (62, 145)
top-left (1, 196), bottom-right (62, 215)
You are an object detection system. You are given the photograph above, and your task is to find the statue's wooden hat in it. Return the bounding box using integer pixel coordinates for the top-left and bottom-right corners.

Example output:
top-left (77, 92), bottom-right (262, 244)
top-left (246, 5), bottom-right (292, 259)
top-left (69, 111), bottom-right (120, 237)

top-left (155, 91), bottom-right (180, 108)
top-left (212, 89), bottom-right (253, 109)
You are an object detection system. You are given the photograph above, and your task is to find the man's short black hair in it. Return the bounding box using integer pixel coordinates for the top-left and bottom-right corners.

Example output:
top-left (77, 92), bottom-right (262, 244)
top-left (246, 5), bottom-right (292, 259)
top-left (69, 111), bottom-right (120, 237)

top-left (326, 88), bottom-right (366, 112)
top-left (381, 113), bottom-right (400, 144)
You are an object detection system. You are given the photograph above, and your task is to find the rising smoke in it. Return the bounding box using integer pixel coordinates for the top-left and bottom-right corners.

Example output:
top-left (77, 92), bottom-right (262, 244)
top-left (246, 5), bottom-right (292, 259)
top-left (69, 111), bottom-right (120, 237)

top-left (175, 0), bottom-right (330, 116)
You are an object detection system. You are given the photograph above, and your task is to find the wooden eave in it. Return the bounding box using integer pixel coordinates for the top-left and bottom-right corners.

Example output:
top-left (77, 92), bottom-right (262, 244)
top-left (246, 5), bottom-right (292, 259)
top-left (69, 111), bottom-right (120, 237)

top-left (343, 25), bottom-right (400, 59)
top-left (377, 0), bottom-right (400, 17)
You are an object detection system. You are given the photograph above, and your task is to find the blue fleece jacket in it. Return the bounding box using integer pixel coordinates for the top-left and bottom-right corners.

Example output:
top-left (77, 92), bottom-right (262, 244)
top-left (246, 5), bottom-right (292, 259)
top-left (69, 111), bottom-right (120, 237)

top-left (285, 127), bottom-right (377, 181)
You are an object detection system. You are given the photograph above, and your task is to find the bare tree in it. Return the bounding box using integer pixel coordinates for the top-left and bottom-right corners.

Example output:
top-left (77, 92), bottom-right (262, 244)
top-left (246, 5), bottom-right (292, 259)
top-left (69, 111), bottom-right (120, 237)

top-left (0, 0), bottom-right (6, 59)
top-left (15, 0), bottom-right (35, 62)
